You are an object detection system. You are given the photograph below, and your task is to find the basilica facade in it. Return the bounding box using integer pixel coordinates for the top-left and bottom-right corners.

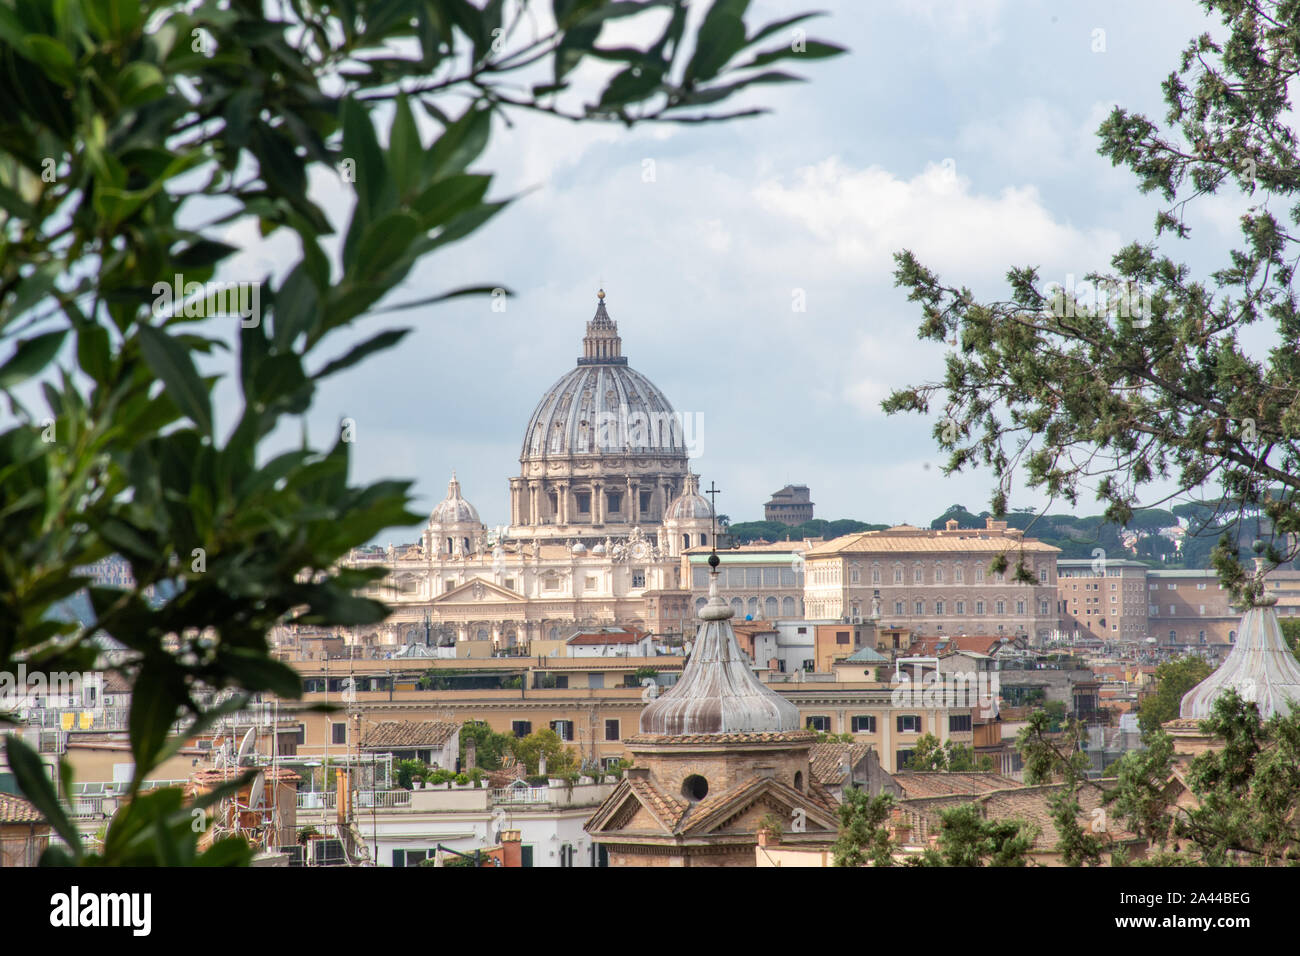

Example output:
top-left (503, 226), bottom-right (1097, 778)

top-left (340, 292), bottom-right (715, 653)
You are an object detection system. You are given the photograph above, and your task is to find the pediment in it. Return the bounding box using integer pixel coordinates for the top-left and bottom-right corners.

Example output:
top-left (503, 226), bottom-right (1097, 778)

top-left (433, 577), bottom-right (524, 605)
top-left (679, 777), bottom-right (839, 836)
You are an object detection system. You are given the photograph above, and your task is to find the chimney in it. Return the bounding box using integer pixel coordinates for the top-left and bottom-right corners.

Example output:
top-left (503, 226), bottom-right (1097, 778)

top-left (500, 829), bottom-right (522, 868)
top-left (945, 519), bottom-right (959, 531)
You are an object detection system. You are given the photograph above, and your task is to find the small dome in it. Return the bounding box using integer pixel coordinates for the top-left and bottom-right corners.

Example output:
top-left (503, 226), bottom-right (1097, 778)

top-left (428, 472), bottom-right (481, 526)
top-left (639, 569), bottom-right (801, 735)
top-left (665, 473), bottom-right (711, 521)
top-left (592, 543), bottom-right (606, 554)
top-left (572, 542), bottom-right (587, 554)
top-left (1180, 598), bottom-right (1300, 720)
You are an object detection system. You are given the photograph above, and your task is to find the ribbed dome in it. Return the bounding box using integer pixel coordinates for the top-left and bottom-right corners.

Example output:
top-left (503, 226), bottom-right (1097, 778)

top-left (1180, 598), bottom-right (1300, 720)
top-left (428, 472), bottom-right (480, 526)
top-left (640, 569), bottom-right (801, 735)
top-left (521, 296), bottom-right (687, 461)
top-left (665, 473), bottom-right (712, 520)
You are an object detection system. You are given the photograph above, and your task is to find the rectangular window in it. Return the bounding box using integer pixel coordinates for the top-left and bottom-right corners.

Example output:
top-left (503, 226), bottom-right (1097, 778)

top-left (1016, 600), bottom-right (1026, 615)
top-left (896, 750), bottom-right (915, 768)
top-left (331, 722), bottom-right (347, 745)
top-left (934, 568), bottom-right (944, 583)
top-left (894, 568), bottom-right (903, 584)
top-left (948, 714), bottom-right (972, 733)
top-left (897, 714), bottom-right (920, 733)
top-left (1040, 569), bottom-right (1049, 582)
top-left (576, 492), bottom-right (591, 513)
top-left (505, 578), bottom-right (516, 591)
top-left (511, 720), bottom-right (532, 738)
top-left (585, 575), bottom-right (599, 590)
top-left (763, 567), bottom-right (780, 587)
top-left (639, 491), bottom-right (651, 514)
top-left (605, 719), bottom-right (620, 741)
top-left (935, 600), bottom-right (944, 615)
top-left (914, 568), bottom-right (924, 583)
top-left (914, 600), bottom-right (924, 615)
top-left (975, 568), bottom-right (985, 583)
top-left (806, 715), bottom-right (831, 732)
top-left (851, 715), bottom-right (876, 733)
top-left (780, 568), bottom-right (796, 587)
top-left (606, 492), bottom-right (622, 513)
top-left (894, 601), bottom-right (904, 615)
top-left (872, 568), bottom-right (881, 584)
top-left (976, 600), bottom-right (985, 615)
top-left (632, 569), bottom-right (646, 588)
top-left (955, 601), bottom-right (965, 615)
top-left (550, 720), bottom-right (574, 741)
top-left (955, 566), bottom-right (964, 583)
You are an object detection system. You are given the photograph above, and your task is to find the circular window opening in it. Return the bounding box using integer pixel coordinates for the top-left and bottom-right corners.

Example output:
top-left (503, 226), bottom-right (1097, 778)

top-left (681, 774), bottom-right (709, 802)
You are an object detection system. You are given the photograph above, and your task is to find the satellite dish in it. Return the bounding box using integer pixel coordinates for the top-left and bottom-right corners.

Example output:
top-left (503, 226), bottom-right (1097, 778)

top-left (247, 771), bottom-right (266, 810)
top-left (237, 728), bottom-right (257, 766)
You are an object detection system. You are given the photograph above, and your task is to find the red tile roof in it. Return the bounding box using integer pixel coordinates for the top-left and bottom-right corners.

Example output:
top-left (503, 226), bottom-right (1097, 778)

top-left (0, 792), bottom-right (46, 824)
top-left (361, 720), bottom-right (459, 749)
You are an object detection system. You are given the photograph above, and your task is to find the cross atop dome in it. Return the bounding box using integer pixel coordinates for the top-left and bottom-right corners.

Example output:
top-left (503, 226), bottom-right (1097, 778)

top-left (579, 289), bottom-right (626, 365)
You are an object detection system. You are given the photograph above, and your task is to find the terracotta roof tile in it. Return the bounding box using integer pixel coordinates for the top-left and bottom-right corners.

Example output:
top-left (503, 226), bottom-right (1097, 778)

top-left (805, 529), bottom-right (1058, 557)
top-left (893, 771), bottom-right (1026, 799)
top-left (900, 782), bottom-right (1137, 851)
top-left (361, 720), bottom-right (459, 749)
top-left (626, 778), bottom-right (687, 830)
top-left (0, 792), bottom-right (46, 824)
top-left (809, 742), bottom-right (873, 786)
top-left (626, 731), bottom-right (817, 745)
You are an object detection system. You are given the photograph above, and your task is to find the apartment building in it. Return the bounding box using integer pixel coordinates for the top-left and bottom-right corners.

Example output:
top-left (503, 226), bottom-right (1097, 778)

top-left (1056, 558), bottom-right (1149, 641)
top-left (802, 519), bottom-right (1060, 642)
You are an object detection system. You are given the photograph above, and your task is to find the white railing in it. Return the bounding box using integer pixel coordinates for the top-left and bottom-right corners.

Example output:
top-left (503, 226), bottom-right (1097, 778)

top-left (296, 791), bottom-right (337, 810)
top-left (355, 789), bottom-right (411, 809)
top-left (491, 787), bottom-right (549, 804)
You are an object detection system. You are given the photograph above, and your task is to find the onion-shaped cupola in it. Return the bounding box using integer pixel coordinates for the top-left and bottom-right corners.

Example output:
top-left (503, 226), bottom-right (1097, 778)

top-left (1180, 559), bottom-right (1300, 720)
top-left (640, 553), bottom-right (801, 735)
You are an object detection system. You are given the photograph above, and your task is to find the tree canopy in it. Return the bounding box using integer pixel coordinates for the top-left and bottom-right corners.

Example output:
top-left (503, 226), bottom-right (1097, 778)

top-left (885, 0), bottom-right (1300, 601)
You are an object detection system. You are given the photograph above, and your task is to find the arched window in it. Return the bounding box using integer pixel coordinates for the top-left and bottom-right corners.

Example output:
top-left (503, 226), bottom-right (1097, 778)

top-left (793, 771), bottom-right (803, 791)
top-left (696, 597), bottom-right (708, 613)
top-left (782, 596), bottom-right (796, 617)
top-left (747, 597), bottom-right (759, 619)
top-left (683, 533), bottom-right (691, 549)
top-left (730, 598), bottom-right (744, 616)
top-left (1169, 630), bottom-right (1177, 643)
top-left (700, 533), bottom-right (708, 546)
top-left (1229, 629), bottom-right (1237, 643)
top-left (765, 597), bottom-right (778, 618)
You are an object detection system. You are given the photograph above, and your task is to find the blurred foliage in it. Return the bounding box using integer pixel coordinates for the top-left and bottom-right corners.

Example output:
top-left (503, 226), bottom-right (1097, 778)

top-left (0, 0), bottom-right (841, 864)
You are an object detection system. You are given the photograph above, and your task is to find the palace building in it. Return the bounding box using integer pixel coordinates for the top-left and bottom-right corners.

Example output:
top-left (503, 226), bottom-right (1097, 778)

top-left (322, 292), bottom-right (714, 654)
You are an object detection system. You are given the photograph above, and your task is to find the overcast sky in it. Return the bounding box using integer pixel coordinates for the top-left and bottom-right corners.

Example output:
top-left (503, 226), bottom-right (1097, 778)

top-left (217, 0), bottom-right (1245, 540)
